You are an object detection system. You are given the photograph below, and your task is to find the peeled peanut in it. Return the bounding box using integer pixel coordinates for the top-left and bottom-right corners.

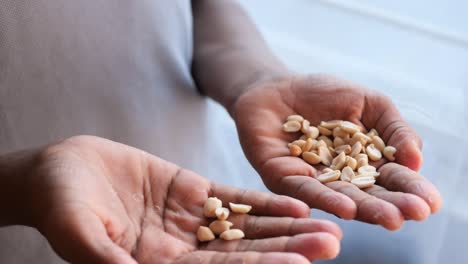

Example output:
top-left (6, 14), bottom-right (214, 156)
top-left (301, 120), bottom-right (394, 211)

top-left (366, 144), bottom-right (382, 161)
top-left (289, 139), bottom-right (306, 148)
top-left (358, 165), bottom-right (377, 173)
top-left (383, 146), bottom-right (397, 161)
top-left (351, 176), bottom-right (375, 189)
top-left (318, 136), bottom-right (333, 148)
top-left (317, 170), bottom-right (341, 183)
top-left (346, 156), bottom-right (357, 171)
top-left (335, 144), bottom-right (351, 155)
top-left (301, 120), bottom-right (311, 134)
top-left (302, 138), bottom-right (314, 152)
top-left (283, 120), bottom-right (302, 132)
top-left (340, 121), bottom-right (360, 134)
top-left (229, 203), bottom-right (252, 214)
top-left (334, 137), bottom-right (345, 148)
top-left (350, 141), bottom-right (363, 157)
top-left (357, 171), bottom-right (380, 178)
top-left (367, 128), bottom-right (379, 137)
top-left (330, 152), bottom-right (346, 170)
top-left (351, 132), bottom-right (372, 146)
top-left (320, 120), bottom-right (343, 129)
top-left (318, 126), bottom-right (332, 136)
top-left (289, 144), bottom-right (302, 157)
top-left (318, 146), bottom-right (333, 166)
top-left (220, 229), bottom-right (245, 241)
top-left (287, 114), bottom-right (304, 122)
top-left (215, 207), bottom-right (230, 221)
top-left (341, 166), bottom-right (355, 182)
top-left (371, 136), bottom-right (386, 152)
top-left (204, 197), bottom-right (222, 218)
top-left (302, 151), bottom-right (321, 165)
top-left (197, 226), bottom-right (215, 242)
top-left (209, 220), bottom-right (233, 235)
top-left (305, 126), bottom-right (320, 139)
top-left (333, 127), bottom-right (349, 138)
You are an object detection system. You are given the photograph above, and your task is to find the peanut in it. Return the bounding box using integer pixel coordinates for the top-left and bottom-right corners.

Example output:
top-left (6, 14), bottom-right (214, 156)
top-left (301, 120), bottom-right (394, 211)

top-left (220, 229), bottom-right (245, 241)
top-left (358, 165), bottom-right (377, 173)
top-left (340, 166), bottom-right (355, 182)
top-left (335, 144), bottom-right (351, 155)
top-left (305, 126), bottom-right (320, 139)
top-left (289, 139), bottom-right (306, 148)
top-left (351, 176), bottom-right (376, 189)
top-left (330, 151), bottom-right (346, 170)
top-left (197, 226), bottom-right (215, 242)
top-left (367, 128), bottom-right (379, 137)
top-left (333, 127), bottom-right (349, 138)
top-left (351, 132), bottom-right (372, 146)
top-left (289, 144), bottom-right (302, 157)
top-left (301, 119), bottom-right (311, 134)
top-left (302, 138), bottom-right (314, 152)
top-left (350, 141), bottom-right (363, 157)
top-left (318, 126), bottom-right (332, 136)
top-left (215, 207), bottom-right (230, 221)
top-left (283, 120), bottom-right (302, 132)
top-left (346, 156), bottom-right (357, 170)
top-left (340, 121), bottom-right (360, 134)
top-left (318, 136), bottom-right (333, 148)
top-left (383, 146), bottom-right (397, 161)
top-left (209, 220), bottom-right (233, 235)
top-left (229, 203), bottom-right (252, 214)
top-left (318, 146), bottom-right (333, 166)
top-left (302, 151), bottom-right (321, 164)
top-left (317, 170), bottom-right (341, 183)
top-left (287, 114), bottom-right (304, 122)
top-left (371, 136), bottom-right (386, 152)
top-left (334, 136), bottom-right (345, 148)
top-left (204, 197), bottom-right (222, 218)
top-left (320, 120), bottom-right (343, 129)
top-left (366, 144), bottom-right (382, 161)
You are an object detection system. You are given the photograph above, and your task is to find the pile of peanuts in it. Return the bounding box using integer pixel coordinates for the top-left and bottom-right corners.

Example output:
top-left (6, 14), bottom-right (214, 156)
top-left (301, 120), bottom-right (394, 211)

top-left (197, 197), bottom-right (252, 242)
top-left (283, 115), bottom-right (397, 189)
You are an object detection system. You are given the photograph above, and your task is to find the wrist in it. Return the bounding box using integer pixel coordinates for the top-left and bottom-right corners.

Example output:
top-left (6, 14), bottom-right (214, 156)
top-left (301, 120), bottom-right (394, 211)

top-left (0, 148), bottom-right (39, 227)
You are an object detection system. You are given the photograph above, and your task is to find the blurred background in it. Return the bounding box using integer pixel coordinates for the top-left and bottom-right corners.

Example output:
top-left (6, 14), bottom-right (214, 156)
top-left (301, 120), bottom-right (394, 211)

top-left (199, 0), bottom-right (468, 263)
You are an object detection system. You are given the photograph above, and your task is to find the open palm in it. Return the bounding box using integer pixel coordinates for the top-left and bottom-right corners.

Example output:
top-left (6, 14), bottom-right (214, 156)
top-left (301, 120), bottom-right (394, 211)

top-left (28, 135), bottom-right (341, 263)
top-left (233, 75), bottom-right (442, 230)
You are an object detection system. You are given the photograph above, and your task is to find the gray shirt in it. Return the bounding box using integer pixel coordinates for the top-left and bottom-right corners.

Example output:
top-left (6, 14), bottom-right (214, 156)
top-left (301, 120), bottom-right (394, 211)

top-left (0, 1), bottom-right (221, 263)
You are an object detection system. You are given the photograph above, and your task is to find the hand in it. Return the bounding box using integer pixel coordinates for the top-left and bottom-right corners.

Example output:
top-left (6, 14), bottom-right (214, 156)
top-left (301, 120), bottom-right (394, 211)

top-left (233, 75), bottom-right (442, 230)
top-left (25, 135), bottom-right (341, 263)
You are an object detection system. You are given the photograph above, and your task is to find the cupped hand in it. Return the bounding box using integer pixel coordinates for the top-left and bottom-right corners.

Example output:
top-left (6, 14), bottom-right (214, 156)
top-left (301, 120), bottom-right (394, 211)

top-left (233, 75), bottom-right (442, 230)
top-left (27, 135), bottom-right (341, 264)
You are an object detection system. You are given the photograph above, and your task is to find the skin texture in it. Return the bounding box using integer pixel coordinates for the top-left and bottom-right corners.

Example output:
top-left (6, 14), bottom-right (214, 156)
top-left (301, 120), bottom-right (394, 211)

top-left (233, 75), bottom-right (442, 230)
top-left (1, 135), bottom-right (342, 263)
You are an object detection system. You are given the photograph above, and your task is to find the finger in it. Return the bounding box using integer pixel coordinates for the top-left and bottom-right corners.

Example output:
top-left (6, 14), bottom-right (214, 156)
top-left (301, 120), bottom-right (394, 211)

top-left (273, 175), bottom-right (357, 220)
top-left (202, 233), bottom-right (340, 261)
top-left (173, 252), bottom-right (310, 264)
top-left (326, 181), bottom-right (404, 230)
top-left (210, 182), bottom-right (310, 218)
top-left (40, 208), bottom-right (136, 264)
top-left (377, 163), bottom-right (442, 213)
top-left (226, 214), bottom-right (342, 240)
top-left (362, 93), bottom-right (423, 171)
top-left (364, 184), bottom-right (431, 221)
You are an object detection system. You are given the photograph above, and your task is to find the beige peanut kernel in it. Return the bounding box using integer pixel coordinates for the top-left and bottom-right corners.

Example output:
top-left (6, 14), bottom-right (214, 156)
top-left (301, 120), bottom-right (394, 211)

top-left (301, 119), bottom-right (311, 134)
top-left (383, 146), bottom-right (397, 161)
top-left (317, 170), bottom-right (341, 183)
top-left (318, 146), bottom-right (333, 166)
top-left (366, 144), bottom-right (382, 161)
top-left (302, 151), bottom-right (321, 165)
top-left (302, 138), bottom-right (315, 152)
top-left (340, 121), bottom-right (360, 134)
top-left (340, 166), bottom-right (355, 182)
top-left (229, 203), bottom-right (252, 214)
top-left (371, 136), bottom-right (386, 152)
top-left (320, 120), bottom-right (343, 129)
top-left (209, 220), bottom-right (233, 235)
top-left (351, 176), bottom-right (376, 189)
top-left (330, 152), bottom-right (346, 170)
top-left (204, 197), bottom-right (222, 218)
top-left (287, 114), bottom-right (304, 122)
top-left (318, 126), bottom-right (332, 136)
top-left (346, 156), bottom-right (357, 170)
top-left (220, 229), bottom-right (245, 241)
top-left (289, 144), bottom-right (302, 157)
top-left (283, 120), bottom-right (302, 132)
top-left (305, 126), bottom-right (320, 139)
top-left (215, 207), bottom-right (230, 221)
top-left (197, 226), bottom-right (215, 242)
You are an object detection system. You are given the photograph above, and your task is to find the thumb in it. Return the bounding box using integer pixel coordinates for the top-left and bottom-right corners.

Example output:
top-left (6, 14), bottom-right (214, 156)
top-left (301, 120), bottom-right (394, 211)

top-left (39, 207), bottom-right (137, 264)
